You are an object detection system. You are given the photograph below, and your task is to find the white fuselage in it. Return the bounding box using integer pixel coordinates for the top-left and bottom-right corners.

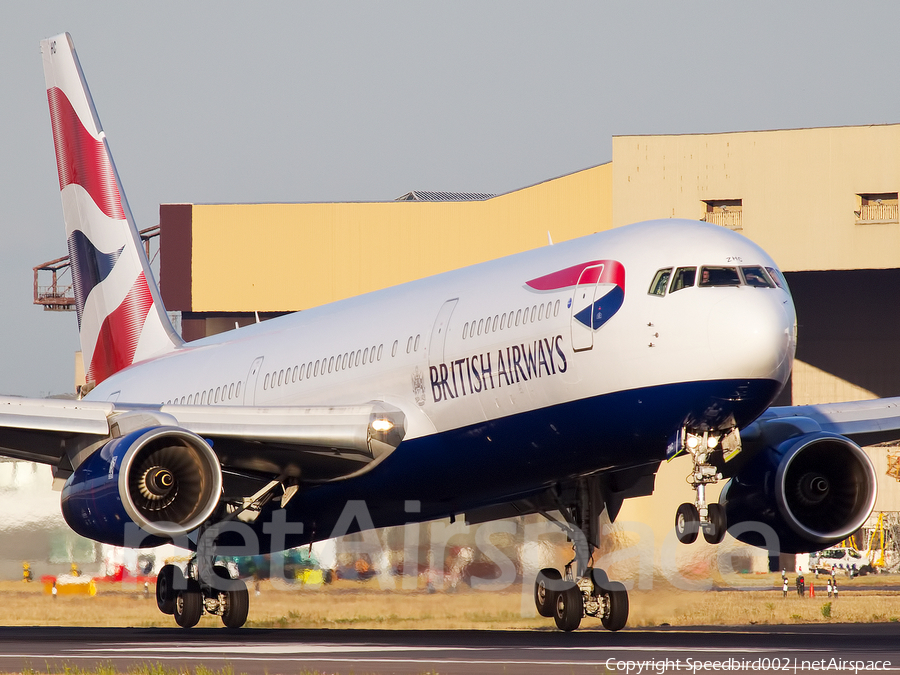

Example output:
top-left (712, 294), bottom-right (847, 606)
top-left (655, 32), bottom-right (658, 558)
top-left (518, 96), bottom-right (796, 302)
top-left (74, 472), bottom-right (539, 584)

top-left (90, 219), bottom-right (795, 438)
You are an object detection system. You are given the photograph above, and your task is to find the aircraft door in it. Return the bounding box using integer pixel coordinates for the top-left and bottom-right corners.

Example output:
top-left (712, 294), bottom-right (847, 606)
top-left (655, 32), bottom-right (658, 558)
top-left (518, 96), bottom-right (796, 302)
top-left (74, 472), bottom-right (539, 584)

top-left (428, 298), bottom-right (459, 367)
top-left (243, 356), bottom-right (264, 405)
top-left (571, 264), bottom-right (604, 352)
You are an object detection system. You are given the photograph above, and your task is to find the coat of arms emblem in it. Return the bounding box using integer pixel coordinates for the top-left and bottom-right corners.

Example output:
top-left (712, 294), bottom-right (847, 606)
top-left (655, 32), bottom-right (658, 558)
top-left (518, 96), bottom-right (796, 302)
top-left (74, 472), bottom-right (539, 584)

top-left (412, 367), bottom-right (426, 406)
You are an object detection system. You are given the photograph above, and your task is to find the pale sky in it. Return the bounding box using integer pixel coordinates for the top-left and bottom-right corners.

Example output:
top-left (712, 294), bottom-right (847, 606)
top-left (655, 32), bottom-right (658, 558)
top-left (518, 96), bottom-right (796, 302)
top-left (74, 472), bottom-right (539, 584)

top-left (3, 1), bottom-right (900, 397)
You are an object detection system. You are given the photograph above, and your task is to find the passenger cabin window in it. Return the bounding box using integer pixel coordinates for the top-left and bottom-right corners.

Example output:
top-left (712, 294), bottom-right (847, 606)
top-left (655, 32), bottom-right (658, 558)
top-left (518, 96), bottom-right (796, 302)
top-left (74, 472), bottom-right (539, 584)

top-left (649, 268), bottom-right (672, 296)
top-left (740, 266), bottom-right (774, 288)
top-left (669, 267), bottom-right (696, 293)
top-left (699, 266), bottom-right (740, 287)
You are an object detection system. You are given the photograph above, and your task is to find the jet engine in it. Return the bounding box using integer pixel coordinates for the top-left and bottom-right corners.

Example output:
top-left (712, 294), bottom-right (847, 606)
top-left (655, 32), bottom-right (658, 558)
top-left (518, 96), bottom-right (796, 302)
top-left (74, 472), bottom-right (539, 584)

top-left (719, 429), bottom-right (876, 554)
top-left (61, 426), bottom-right (222, 546)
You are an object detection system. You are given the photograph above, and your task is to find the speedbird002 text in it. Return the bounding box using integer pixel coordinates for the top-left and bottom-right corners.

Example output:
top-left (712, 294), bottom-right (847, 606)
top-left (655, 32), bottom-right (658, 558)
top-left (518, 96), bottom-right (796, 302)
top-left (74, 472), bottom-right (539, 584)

top-left (4, 32), bottom-right (897, 631)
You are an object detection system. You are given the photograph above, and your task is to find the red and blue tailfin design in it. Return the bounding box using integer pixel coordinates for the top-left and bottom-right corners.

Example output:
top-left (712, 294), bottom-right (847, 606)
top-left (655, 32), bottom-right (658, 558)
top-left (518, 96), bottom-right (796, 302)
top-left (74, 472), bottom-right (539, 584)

top-left (41, 33), bottom-right (182, 387)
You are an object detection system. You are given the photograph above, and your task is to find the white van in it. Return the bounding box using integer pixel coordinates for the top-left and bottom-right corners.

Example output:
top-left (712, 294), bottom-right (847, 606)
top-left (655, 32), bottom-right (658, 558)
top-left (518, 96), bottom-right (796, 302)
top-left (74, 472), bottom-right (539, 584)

top-left (813, 547), bottom-right (863, 574)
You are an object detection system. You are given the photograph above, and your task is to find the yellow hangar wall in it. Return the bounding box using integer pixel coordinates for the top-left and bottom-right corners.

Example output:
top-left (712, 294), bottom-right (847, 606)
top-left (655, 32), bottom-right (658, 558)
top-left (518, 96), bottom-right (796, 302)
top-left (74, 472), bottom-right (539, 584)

top-left (611, 124), bottom-right (900, 272)
top-left (184, 163), bottom-right (612, 313)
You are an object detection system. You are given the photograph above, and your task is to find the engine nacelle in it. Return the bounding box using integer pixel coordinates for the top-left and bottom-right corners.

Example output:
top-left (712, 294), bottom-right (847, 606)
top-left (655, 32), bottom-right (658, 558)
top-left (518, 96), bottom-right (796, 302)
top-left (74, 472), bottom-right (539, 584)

top-left (719, 431), bottom-right (877, 554)
top-left (61, 426), bottom-right (222, 546)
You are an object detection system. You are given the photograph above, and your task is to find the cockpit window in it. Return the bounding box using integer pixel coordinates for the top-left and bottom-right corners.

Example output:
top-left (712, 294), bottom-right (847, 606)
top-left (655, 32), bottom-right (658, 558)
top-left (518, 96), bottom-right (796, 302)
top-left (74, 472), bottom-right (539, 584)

top-left (699, 266), bottom-right (741, 287)
top-left (648, 268), bottom-right (672, 296)
top-left (741, 266), bottom-right (774, 288)
top-left (669, 267), bottom-right (696, 293)
top-left (766, 266), bottom-right (790, 293)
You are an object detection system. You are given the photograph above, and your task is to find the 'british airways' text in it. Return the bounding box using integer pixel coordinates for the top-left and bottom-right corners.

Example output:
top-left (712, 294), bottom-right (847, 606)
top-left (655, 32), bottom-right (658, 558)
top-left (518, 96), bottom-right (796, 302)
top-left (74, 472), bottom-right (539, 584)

top-left (430, 334), bottom-right (567, 403)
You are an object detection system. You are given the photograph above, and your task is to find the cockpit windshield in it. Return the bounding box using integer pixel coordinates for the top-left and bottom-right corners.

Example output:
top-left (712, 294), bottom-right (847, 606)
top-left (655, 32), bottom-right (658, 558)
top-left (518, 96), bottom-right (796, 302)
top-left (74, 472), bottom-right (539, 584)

top-left (740, 266), bottom-right (774, 288)
top-left (699, 266), bottom-right (741, 287)
top-left (649, 264), bottom-right (784, 296)
top-left (766, 266), bottom-right (791, 293)
top-left (648, 268), bottom-right (672, 296)
top-left (670, 267), bottom-right (696, 293)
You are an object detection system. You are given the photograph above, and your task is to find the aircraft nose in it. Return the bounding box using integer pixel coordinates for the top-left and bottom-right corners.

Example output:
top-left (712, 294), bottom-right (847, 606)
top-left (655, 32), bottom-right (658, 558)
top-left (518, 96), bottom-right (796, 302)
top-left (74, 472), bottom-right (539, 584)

top-left (707, 290), bottom-right (795, 383)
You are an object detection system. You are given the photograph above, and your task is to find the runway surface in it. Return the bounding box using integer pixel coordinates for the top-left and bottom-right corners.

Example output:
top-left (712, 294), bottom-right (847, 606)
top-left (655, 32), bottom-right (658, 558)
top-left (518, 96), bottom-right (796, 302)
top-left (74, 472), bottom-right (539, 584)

top-left (0, 624), bottom-right (898, 675)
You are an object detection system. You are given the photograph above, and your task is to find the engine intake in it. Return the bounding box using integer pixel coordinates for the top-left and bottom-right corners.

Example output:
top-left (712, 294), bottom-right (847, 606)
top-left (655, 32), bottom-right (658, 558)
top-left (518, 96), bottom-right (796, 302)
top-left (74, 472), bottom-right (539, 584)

top-left (720, 431), bottom-right (877, 553)
top-left (61, 426), bottom-right (222, 546)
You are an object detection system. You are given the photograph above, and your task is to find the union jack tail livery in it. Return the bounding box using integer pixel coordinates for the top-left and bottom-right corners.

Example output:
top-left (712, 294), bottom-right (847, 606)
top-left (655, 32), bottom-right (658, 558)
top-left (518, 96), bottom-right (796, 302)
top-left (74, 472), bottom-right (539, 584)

top-left (41, 34), bottom-right (181, 388)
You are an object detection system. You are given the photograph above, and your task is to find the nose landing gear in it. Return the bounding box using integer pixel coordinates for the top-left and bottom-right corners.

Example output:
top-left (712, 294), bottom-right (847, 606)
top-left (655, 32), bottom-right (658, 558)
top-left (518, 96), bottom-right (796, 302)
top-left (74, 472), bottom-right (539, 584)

top-left (674, 428), bottom-right (738, 545)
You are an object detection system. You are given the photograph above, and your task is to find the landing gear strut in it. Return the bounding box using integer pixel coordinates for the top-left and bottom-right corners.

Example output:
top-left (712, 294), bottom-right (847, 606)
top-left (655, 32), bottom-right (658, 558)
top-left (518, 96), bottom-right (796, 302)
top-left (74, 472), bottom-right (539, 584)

top-left (674, 428), bottom-right (738, 545)
top-left (532, 477), bottom-right (629, 632)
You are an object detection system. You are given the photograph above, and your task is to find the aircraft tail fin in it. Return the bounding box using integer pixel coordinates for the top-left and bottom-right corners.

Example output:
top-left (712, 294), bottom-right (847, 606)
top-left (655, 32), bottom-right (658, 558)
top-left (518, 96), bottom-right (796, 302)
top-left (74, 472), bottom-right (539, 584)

top-left (41, 33), bottom-right (182, 388)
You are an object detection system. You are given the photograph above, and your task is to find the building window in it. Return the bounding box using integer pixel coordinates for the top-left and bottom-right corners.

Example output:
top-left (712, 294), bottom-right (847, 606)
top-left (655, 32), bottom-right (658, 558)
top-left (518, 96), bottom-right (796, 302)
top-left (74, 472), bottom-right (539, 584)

top-left (702, 199), bottom-right (742, 230)
top-left (856, 193), bottom-right (898, 223)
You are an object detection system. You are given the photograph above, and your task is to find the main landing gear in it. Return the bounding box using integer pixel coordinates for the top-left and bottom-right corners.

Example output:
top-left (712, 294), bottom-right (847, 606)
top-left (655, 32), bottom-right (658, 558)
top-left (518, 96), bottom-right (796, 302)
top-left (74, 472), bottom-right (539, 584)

top-left (532, 477), bottom-right (629, 632)
top-left (535, 562), bottom-right (629, 632)
top-left (674, 428), bottom-right (739, 546)
top-left (156, 559), bottom-right (250, 628)
top-left (155, 473), bottom-right (299, 628)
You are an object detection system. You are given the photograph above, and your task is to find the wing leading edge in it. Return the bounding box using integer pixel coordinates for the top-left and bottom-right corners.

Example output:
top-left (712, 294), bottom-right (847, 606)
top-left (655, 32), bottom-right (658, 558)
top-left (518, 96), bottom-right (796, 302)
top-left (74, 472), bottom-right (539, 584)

top-left (753, 397), bottom-right (900, 447)
top-left (0, 395), bottom-right (406, 485)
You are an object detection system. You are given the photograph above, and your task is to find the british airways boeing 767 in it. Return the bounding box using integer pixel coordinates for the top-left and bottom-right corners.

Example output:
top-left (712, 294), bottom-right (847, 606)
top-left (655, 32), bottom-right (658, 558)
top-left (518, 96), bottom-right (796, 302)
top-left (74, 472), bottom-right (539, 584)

top-left (5, 33), bottom-right (897, 631)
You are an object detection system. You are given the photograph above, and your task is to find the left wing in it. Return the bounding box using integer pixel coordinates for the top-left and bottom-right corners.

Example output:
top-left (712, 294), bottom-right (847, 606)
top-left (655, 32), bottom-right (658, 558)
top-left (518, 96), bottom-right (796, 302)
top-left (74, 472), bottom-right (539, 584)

top-left (0, 394), bottom-right (406, 484)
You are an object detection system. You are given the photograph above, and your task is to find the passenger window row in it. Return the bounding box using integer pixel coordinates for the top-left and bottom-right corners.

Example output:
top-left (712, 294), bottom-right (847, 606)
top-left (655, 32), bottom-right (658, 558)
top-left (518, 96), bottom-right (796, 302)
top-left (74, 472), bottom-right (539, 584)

top-left (263, 343), bottom-right (385, 391)
top-left (166, 380), bottom-right (243, 406)
top-left (163, 332), bottom-right (429, 404)
top-left (462, 300), bottom-right (561, 340)
top-left (648, 265), bottom-right (780, 297)
top-left (391, 334), bottom-right (422, 357)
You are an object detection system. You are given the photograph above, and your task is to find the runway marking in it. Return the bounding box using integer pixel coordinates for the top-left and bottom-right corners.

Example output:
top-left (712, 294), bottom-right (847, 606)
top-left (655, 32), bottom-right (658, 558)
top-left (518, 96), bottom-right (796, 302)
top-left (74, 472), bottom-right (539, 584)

top-left (73, 644), bottom-right (817, 656)
top-left (5, 655), bottom-right (893, 670)
top-left (76, 644), bottom-right (486, 654)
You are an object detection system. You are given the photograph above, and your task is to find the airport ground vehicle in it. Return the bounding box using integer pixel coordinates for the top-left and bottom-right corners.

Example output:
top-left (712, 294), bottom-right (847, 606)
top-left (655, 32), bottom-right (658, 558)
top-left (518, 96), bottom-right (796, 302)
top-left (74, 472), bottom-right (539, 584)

top-left (812, 547), bottom-right (864, 575)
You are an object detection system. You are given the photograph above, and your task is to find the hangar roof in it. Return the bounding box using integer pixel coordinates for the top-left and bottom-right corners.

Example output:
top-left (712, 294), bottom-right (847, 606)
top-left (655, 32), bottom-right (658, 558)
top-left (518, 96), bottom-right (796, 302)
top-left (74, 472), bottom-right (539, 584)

top-left (394, 191), bottom-right (496, 201)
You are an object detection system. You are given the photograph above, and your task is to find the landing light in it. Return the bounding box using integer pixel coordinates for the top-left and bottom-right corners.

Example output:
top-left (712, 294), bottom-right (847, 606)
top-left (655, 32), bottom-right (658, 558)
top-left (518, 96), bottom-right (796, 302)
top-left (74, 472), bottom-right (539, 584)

top-left (371, 419), bottom-right (394, 432)
top-left (686, 435), bottom-right (701, 450)
top-left (707, 436), bottom-right (719, 449)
